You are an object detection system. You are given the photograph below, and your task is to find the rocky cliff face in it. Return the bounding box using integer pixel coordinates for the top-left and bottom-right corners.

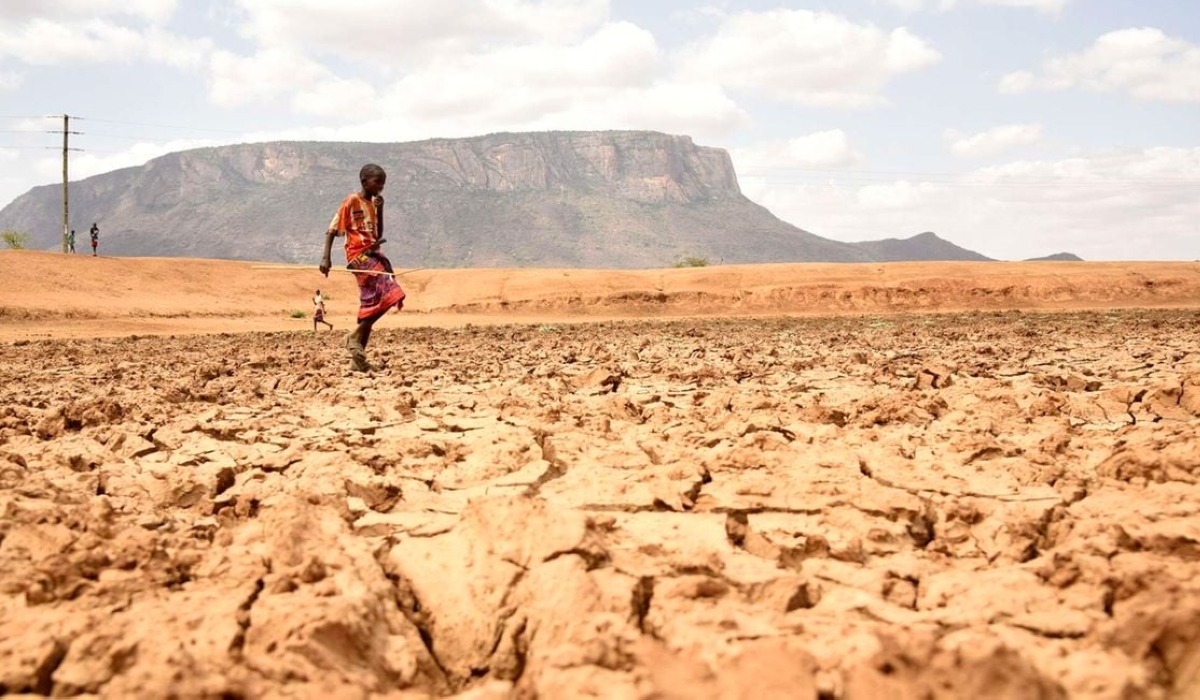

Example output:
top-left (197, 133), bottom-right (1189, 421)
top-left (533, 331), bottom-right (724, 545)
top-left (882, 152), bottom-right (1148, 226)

top-left (0, 131), bottom-right (871, 266)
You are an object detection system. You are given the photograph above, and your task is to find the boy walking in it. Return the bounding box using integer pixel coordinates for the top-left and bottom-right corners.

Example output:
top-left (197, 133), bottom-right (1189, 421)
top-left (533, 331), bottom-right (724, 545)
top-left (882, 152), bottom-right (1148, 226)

top-left (313, 289), bottom-right (333, 332)
top-left (68, 229), bottom-right (76, 254)
top-left (319, 164), bottom-right (405, 371)
top-left (89, 223), bottom-right (99, 256)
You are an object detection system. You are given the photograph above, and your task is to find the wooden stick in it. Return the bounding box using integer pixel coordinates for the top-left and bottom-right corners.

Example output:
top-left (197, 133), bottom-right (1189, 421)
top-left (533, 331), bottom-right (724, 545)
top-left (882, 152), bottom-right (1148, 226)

top-left (251, 265), bottom-right (395, 277)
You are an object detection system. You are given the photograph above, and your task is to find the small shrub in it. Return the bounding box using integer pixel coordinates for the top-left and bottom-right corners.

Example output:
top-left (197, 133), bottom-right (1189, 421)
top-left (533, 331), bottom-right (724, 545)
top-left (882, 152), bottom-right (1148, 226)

top-left (291, 310), bottom-right (307, 319)
top-left (1, 230), bottom-right (30, 250)
top-left (673, 256), bottom-right (709, 268)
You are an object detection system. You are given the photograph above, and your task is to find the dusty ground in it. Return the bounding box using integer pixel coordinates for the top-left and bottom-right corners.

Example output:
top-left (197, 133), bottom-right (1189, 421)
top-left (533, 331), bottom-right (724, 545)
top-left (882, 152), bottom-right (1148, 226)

top-left (3, 251), bottom-right (1200, 340)
top-left (2, 309), bottom-right (1199, 698)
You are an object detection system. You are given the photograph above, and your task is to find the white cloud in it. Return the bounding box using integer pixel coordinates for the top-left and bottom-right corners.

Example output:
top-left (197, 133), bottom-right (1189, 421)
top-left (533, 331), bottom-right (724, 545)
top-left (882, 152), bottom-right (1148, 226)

top-left (1000, 28), bottom-right (1200, 103)
top-left (0, 68), bottom-right (21, 92)
top-left (945, 123), bottom-right (1043, 158)
top-left (882, 0), bottom-right (959, 11)
top-left (218, 22), bottom-right (747, 140)
top-left (3, 117), bottom-right (50, 133)
top-left (211, 5), bottom-right (709, 133)
top-left (674, 9), bottom-right (940, 108)
top-left (733, 130), bottom-right (865, 170)
top-left (0, 0), bottom-right (178, 24)
top-left (0, 18), bottom-right (140, 65)
top-left (386, 21), bottom-right (745, 137)
top-left (208, 48), bottom-right (375, 116)
top-left (667, 5), bottom-right (732, 24)
top-left (0, 147), bottom-right (18, 163)
top-left (227, 0), bottom-right (609, 68)
top-left (0, 18), bottom-right (210, 68)
top-left (979, 0), bottom-right (1068, 15)
top-left (289, 77), bottom-right (380, 119)
top-left (883, 0), bottom-right (1068, 14)
top-left (382, 22), bottom-right (658, 120)
top-left (740, 147), bottom-right (1200, 260)
top-left (142, 28), bottom-right (213, 70)
top-left (513, 80), bottom-right (747, 139)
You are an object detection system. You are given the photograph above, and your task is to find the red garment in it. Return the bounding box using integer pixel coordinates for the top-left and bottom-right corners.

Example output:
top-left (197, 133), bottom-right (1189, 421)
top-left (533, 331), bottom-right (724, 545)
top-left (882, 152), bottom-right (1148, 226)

top-left (327, 192), bottom-right (381, 264)
top-left (348, 252), bottom-right (405, 321)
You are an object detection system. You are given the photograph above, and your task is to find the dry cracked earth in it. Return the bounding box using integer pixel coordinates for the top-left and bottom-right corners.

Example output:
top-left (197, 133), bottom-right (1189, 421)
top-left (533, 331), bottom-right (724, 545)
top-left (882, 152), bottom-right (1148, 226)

top-left (1, 310), bottom-right (1199, 699)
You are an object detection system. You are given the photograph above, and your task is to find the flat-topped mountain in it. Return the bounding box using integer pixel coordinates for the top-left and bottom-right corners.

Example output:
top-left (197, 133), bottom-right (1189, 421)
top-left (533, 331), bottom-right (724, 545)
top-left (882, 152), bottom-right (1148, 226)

top-left (0, 131), bottom-right (1041, 267)
top-left (1, 131), bottom-right (874, 267)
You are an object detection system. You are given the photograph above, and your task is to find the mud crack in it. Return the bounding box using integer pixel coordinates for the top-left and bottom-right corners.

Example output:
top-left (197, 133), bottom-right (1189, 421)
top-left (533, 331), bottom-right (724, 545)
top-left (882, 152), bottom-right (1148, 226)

top-left (229, 574), bottom-right (266, 660)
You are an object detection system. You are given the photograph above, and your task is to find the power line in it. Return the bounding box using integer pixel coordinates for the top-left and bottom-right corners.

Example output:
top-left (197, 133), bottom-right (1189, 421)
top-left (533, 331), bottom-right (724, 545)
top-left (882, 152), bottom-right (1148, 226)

top-left (77, 131), bottom-right (215, 142)
top-left (0, 143), bottom-right (86, 149)
top-left (4, 115), bottom-right (240, 135)
top-left (0, 133), bottom-right (218, 147)
top-left (75, 116), bottom-right (243, 134)
top-left (77, 132), bottom-right (162, 142)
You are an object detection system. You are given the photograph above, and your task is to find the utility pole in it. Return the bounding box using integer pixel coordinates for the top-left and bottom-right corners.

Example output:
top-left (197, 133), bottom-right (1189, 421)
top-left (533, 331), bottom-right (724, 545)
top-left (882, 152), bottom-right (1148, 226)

top-left (56, 114), bottom-right (83, 253)
top-left (62, 114), bottom-right (69, 253)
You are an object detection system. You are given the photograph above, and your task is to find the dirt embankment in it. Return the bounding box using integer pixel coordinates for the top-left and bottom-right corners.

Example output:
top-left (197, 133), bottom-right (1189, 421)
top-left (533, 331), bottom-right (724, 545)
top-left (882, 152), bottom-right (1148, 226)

top-left (2, 251), bottom-right (1198, 340)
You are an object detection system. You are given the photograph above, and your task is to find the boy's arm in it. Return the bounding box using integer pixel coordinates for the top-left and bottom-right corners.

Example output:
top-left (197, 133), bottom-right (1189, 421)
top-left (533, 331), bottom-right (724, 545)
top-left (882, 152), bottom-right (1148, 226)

top-left (320, 203), bottom-right (344, 277)
top-left (373, 195), bottom-right (384, 241)
top-left (319, 230), bottom-right (336, 277)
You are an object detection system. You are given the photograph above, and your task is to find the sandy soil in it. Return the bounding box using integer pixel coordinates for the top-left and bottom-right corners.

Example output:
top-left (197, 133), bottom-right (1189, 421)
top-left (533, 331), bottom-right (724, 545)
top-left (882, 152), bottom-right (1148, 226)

top-left (2, 251), bottom-right (1199, 340)
top-left (2, 307), bottom-right (1199, 698)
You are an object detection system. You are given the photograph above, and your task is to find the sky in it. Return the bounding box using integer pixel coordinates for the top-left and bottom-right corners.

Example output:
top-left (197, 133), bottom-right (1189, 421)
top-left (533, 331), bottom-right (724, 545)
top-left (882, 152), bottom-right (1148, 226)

top-left (1, 0), bottom-right (1198, 260)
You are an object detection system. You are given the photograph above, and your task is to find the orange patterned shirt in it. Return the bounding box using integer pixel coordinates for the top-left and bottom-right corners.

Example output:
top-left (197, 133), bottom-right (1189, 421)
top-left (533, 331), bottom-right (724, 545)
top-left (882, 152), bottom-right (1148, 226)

top-left (327, 192), bottom-right (381, 263)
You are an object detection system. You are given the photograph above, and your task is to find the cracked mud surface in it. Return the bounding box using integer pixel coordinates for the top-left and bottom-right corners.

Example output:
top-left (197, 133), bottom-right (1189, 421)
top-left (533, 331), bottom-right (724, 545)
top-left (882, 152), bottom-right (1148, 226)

top-left (2, 309), bottom-right (1199, 698)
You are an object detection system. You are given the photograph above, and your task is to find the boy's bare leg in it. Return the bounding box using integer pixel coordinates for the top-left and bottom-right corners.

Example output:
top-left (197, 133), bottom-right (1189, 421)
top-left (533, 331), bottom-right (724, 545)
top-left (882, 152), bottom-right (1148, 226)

top-left (346, 311), bottom-right (385, 371)
top-left (360, 320), bottom-right (376, 349)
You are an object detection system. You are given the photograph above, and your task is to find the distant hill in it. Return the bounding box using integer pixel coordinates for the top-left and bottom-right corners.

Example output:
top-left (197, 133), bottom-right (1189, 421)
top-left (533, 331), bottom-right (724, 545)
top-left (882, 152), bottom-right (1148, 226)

top-left (852, 232), bottom-right (994, 262)
top-left (0, 131), bottom-right (997, 267)
top-left (1026, 252), bottom-right (1084, 262)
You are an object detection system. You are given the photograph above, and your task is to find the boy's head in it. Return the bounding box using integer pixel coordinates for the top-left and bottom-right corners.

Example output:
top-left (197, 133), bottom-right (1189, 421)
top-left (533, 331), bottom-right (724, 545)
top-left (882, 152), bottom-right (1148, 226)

top-left (360, 163), bottom-right (386, 196)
